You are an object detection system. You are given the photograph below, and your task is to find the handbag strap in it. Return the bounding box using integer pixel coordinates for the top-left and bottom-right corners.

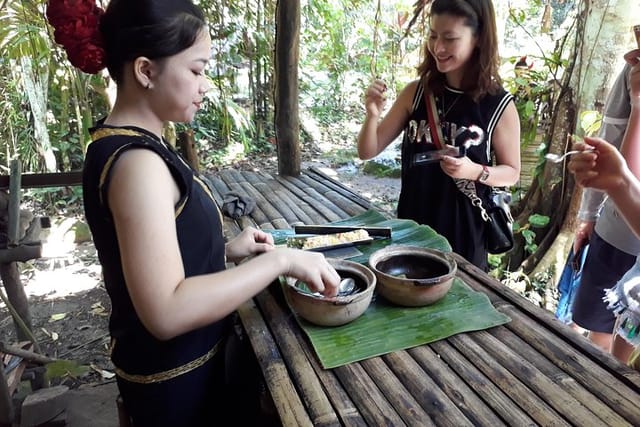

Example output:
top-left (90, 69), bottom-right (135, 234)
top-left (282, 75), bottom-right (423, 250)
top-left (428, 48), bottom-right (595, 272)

top-left (420, 79), bottom-right (490, 222)
top-left (424, 90), bottom-right (445, 150)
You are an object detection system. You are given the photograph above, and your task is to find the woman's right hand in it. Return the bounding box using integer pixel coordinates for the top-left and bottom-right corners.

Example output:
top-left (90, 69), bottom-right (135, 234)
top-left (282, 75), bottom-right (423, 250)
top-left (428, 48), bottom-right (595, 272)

top-left (569, 136), bottom-right (627, 191)
top-left (276, 248), bottom-right (340, 297)
top-left (364, 79), bottom-right (388, 118)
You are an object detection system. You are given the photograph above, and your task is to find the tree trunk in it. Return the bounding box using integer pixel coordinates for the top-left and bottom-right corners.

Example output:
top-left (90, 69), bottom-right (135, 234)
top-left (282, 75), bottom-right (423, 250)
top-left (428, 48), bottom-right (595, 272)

top-left (0, 262), bottom-right (32, 342)
top-left (20, 57), bottom-right (56, 172)
top-left (511, 0), bottom-right (640, 276)
top-left (274, 0), bottom-right (301, 176)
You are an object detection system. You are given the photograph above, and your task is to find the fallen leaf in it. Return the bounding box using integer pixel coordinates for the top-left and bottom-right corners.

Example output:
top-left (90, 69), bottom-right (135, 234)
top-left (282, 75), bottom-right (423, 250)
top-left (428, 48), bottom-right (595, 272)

top-left (49, 313), bottom-right (67, 322)
top-left (90, 364), bottom-right (116, 379)
top-left (51, 332), bottom-right (59, 341)
top-left (90, 303), bottom-right (108, 316)
top-left (46, 360), bottom-right (90, 380)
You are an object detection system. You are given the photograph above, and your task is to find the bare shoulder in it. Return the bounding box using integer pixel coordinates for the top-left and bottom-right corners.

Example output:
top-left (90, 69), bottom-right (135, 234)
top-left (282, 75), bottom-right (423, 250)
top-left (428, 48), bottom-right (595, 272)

top-left (398, 79), bottom-right (421, 98)
top-left (394, 79), bottom-right (421, 113)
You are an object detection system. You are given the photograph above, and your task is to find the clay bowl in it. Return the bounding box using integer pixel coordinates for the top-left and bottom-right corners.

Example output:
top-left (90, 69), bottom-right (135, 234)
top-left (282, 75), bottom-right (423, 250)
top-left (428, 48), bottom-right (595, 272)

top-left (282, 258), bottom-right (376, 327)
top-left (368, 245), bottom-right (456, 307)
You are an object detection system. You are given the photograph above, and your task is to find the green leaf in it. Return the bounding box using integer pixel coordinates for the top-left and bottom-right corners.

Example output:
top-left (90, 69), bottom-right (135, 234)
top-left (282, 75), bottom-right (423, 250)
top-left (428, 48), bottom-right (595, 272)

top-left (45, 360), bottom-right (90, 381)
top-left (284, 278), bottom-right (510, 369)
top-left (528, 214), bottom-right (550, 228)
top-left (273, 210), bottom-right (510, 369)
top-left (522, 228), bottom-right (536, 244)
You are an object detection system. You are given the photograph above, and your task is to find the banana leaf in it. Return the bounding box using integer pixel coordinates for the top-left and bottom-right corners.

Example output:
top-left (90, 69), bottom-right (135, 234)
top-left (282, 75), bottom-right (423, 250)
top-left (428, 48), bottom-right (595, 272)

top-left (270, 209), bottom-right (511, 369)
top-left (282, 278), bottom-right (510, 369)
top-left (270, 209), bottom-right (451, 264)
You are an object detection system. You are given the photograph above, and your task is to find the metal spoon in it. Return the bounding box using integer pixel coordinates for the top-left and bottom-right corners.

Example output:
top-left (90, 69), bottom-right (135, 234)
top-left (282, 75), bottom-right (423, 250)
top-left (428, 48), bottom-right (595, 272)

top-left (338, 277), bottom-right (356, 295)
top-left (545, 148), bottom-right (595, 163)
top-left (294, 277), bottom-right (357, 298)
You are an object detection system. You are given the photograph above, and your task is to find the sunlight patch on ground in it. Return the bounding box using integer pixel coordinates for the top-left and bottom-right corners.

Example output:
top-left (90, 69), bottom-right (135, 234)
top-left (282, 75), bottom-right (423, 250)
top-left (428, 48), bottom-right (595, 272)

top-left (0, 217), bottom-right (105, 303)
top-left (21, 266), bottom-right (102, 300)
top-left (223, 142), bottom-right (248, 163)
top-left (40, 217), bottom-right (79, 258)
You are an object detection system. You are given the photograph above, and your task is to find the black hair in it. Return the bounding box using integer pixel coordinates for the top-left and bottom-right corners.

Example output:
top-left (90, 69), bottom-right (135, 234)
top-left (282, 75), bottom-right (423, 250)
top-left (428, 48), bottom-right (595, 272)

top-left (99, 0), bottom-right (206, 84)
top-left (417, 0), bottom-right (501, 101)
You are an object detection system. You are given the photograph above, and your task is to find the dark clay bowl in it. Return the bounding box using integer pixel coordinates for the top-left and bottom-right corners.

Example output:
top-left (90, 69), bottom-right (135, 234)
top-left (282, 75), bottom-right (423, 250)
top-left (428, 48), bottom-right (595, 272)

top-left (282, 258), bottom-right (376, 327)
top-left (368, 245), bottom-right (456, 307)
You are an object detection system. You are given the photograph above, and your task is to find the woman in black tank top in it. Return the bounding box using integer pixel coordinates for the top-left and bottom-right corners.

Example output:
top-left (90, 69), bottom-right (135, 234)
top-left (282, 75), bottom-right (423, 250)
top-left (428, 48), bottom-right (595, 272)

top-left (357, 0), bottom-right (521, 270)
top-left (48, 0), bottom-right (341, 424)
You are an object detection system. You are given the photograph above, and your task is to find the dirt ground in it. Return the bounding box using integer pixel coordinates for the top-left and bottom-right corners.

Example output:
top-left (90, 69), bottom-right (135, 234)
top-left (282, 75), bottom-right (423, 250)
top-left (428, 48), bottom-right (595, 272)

top-left (0, 156), bottom-right (401, 394)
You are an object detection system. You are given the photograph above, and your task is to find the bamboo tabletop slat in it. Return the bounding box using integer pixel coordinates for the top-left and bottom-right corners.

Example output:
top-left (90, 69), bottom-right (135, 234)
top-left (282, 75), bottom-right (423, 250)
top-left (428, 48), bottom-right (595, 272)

top-left (219, 167), bottom-right (640, 426)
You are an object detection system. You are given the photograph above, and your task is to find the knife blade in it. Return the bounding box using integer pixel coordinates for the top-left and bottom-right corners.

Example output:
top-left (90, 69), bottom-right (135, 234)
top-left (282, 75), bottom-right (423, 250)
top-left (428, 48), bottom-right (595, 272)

top-left (293, 225), bottom-right (392, 238)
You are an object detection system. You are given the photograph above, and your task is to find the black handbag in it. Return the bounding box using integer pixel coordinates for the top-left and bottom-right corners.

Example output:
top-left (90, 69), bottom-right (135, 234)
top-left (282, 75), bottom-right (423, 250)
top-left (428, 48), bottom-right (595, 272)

top-left (423, 90), bottom-right (514, 254)
top-left (485, 188), bottom-right (514, 254)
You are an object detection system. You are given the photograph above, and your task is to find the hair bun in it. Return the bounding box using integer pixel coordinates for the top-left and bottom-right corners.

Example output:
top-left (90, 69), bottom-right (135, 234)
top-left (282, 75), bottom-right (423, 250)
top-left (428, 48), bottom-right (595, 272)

top-left (46, 0), bottom-right (107, 74)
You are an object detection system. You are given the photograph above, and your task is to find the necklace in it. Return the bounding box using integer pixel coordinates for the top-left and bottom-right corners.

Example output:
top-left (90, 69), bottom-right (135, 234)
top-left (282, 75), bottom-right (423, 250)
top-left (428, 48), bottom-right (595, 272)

top-left (439, 90), bottom-right (461, 120)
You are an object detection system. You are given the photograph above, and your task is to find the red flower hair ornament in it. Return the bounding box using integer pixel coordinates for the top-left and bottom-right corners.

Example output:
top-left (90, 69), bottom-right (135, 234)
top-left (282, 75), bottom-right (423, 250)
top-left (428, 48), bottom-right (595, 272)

top-left (46, 0), bottom-right (107, 74)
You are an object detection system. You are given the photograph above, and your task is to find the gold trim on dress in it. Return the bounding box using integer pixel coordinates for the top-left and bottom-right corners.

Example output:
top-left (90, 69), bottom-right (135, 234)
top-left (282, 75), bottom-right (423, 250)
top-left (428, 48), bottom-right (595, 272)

top-left (90, 127), bottom-right (189, 218)
top-left (114, 339), bottom-right (223, 384)
top-left (90, 128), bottom-right (142, 141)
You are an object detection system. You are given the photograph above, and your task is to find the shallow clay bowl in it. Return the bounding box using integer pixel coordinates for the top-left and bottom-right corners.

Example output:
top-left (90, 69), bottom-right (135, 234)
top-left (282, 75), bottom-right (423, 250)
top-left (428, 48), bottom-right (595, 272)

top-left (368, 245), bottom-right (456, 307)
top-left (282, 258), bottom-right (376, 327)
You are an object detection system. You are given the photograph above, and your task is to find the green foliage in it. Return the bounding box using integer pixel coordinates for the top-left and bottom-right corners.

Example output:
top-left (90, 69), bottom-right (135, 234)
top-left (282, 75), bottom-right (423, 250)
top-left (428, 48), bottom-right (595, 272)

top-left (299, 0), bottom-right (418, 125)
top-left (512, 213), bottom-right (550, 255)
top-left (528, 214), bottom-right (550, 228)
top-left (46, 359), bottom-right (90, 382)
top-left (503, 56), bottom-right (554, 149)
top-left (579, 110), bottom-right (602, 137)
top-left (362, 159), bottom-right (402, 178)
top-left (25, 187), bottom-right (84, 216)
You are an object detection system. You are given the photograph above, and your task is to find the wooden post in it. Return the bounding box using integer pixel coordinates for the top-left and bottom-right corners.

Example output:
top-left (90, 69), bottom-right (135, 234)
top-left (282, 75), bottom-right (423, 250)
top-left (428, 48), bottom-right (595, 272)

top-left (8, 160), bottom-right (21, 248)
top-left (274, 0), bottom-right (301, 176)
top-left (1, 263), bottom-right (33, 342)
top-left (177, 130), bottom-right (200, 172)
top-left (0, 361), bottom-right (14, 424)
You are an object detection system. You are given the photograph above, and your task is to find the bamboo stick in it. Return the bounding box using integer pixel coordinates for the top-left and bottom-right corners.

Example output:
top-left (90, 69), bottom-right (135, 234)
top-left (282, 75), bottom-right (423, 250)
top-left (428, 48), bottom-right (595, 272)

top-left (453, 253), bottom-right (640, 388)
top-left (0, 342), bottom-right (54, 364)
top-left (202, 173), bottom-right (229, 204)
top-left (283, 298), bottom-right (368, 427)
top-left (447, 333), bottom-right (570, 426)
top-left (359, 357), bottom-right (434, 426)
top-left (307, 167), bottom-right (374, 210)
top-left (428, 340), bottom-right (537, 426)
top-left (469, 330), bottom-right (604, 426)
top-left (236, 298), bottom-right (312, 427)
top-left (274, 176), bottom-right (336, 223)
top-left (279, 175), bottom-right (343, 222)
top-left (297, 175), bottom-right (351, 217)
top-left (255, 290), bottom-right (340, 427)
top-left (406, 345), bottom-right (507, 426)
top-left (237, 180), bottom-right (286, 226)
top-left (488, 326), bottom-right (630, 426)
top-left (382, 351), bottom-right (473, 427)
top-left (333, 362), bottom-right (408, 426)
top-left (496, 303), bottom-right (640, 423)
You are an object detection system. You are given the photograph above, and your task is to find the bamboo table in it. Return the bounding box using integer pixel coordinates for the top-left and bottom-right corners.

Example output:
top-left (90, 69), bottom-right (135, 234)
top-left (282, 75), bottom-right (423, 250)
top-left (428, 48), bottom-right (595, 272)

top-left (237, 253), bottom-right (640, 426)
top-left (207, 168), bottom-right (640, 426)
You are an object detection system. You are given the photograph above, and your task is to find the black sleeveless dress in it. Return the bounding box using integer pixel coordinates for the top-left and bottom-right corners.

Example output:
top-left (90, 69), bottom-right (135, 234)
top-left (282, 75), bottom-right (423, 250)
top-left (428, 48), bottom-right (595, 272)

top-left (398, 81), bottom-right (514, 270)
top-left (83, 123), bottom-right (229, 426)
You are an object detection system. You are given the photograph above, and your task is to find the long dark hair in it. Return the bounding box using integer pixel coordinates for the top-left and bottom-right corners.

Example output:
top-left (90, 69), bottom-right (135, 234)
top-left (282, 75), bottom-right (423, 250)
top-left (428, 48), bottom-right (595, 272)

top-left (416, 0), bottom-right (501, 101)
top-left (100, 0), bottom-right (206, 84)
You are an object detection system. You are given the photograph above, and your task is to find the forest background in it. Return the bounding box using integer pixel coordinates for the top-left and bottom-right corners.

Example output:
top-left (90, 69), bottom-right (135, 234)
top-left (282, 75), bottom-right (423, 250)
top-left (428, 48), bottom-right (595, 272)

top-left (0, 0), bottom-right (640, 315)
